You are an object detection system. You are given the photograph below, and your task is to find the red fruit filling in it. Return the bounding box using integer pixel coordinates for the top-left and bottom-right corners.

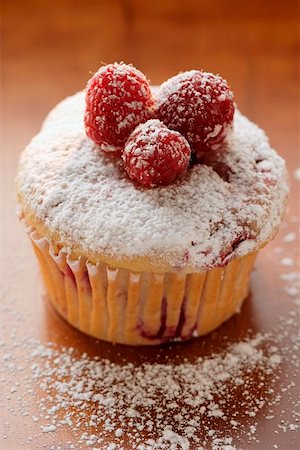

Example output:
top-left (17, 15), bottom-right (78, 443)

top-left (219, 232), bottom-right (254, 266)
top-left (156, 70), bottom-right (235, 153)
top-left (122, 119), bottom-right (191, 188)
top-left (195, 150), bottom-right (233, 182)
top-left (84, 63), bottom-right (155, 151)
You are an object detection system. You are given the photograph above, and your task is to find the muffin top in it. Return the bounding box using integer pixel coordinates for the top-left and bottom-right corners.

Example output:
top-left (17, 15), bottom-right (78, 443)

top-left (17, 91), bottom-right (288, 272)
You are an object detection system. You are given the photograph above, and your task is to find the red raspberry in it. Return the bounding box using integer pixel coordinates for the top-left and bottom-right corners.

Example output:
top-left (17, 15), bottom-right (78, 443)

top-left (122, 120), bottom-right (191, 187)
top-left (84, 63), bottom-right (155, 152)
top-left (156, 70), bottom-right (235, 154)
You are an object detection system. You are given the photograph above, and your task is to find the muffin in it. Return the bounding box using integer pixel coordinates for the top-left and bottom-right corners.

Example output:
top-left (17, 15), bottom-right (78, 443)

top-left (16, 65), bottom-right (288, 345)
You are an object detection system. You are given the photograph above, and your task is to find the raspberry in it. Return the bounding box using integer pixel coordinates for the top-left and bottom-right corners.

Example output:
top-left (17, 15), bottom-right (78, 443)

top-left (122, 120), bottom-right (191, 187)
top-left (84, 63), bottom-right (155, 152)
top-left (156, 70), bottom-right (235, 153)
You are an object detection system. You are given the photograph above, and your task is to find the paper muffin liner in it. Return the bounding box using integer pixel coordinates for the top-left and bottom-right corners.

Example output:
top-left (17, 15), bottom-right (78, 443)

top-left (26, 224), bottom-right (258, 345)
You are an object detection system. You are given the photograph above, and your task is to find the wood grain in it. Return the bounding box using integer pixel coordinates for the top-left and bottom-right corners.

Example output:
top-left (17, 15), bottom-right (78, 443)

top-left (1, 1), bottom-right (299, 449)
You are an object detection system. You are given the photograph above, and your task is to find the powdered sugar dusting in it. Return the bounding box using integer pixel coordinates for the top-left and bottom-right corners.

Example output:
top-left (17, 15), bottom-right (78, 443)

top-left (1, 307), bottom-right (299, 449)
top-left (283, 232), bottom-right (297, 243)
top-left (16, 91), bottom-right (288, 271)
top-left (293, 168), bottom-right (300, 180)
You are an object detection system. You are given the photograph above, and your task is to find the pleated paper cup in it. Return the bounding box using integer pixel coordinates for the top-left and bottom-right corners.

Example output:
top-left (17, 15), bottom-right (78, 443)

top-left (25, 222), bottom-right (258, 346)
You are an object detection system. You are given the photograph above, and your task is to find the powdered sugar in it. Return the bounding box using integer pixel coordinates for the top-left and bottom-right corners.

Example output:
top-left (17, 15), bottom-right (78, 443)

top-left (280, 257), bottom-right (294, 267)
top-left (16, 91), bottom-right (288, 271)
top-left (293, 168), bottom-right (300, 180)
top-left (41, 424), bottom-right (57, 433)
top-left (283, 232), bottom-right (297, 243)
top-left (204, 124), bottom-right (222, 142)
top-left (281, 272), bottom-right (300, 300)
top-left (1, 309), bottom-right (299, 449)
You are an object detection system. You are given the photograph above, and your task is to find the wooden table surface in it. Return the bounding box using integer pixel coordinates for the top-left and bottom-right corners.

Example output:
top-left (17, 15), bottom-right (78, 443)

top-left (1, 1), bottom-right (300, 449)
